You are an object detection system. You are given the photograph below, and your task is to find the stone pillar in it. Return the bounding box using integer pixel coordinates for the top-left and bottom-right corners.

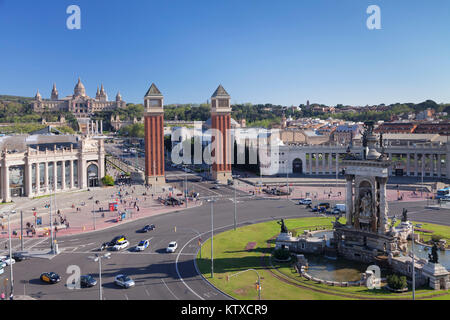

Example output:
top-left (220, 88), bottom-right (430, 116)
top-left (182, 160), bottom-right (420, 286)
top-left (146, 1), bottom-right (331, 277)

top-left (25, 161), bottom-right (32, 197)
top-left (53, 161), bottom-right (58, 191)
top-left (378, 177), bottom-right (388, 233)
top-left (438, 154), bottom-right (442, 177)
top-left (421, 154), bottom-right (425, 177)
top-left (315, 153), bottom-right (319, 175)
top-left (44, 162), bottom-right (49, 193)
top-left (345, 175), bottom-right (354, 226)
top-left (98, 140), bottom-right (105, 179)
top-left (309, 153), bottom-right (312, 175)
top-left (388, 153), bottom-right (393, 175)
top-left (35, 162), bottom-right (40, 195)
top-left (79, 158), bottom-right (87, 189)
top-left (430, 154), bottom-right (434, 177)
top-left (328, 153), bottom-right (333, 174)
top-left (414, 153), bottom-right (418, 177)
top-left (61, 161), bottom-right (66, 190)
top-left (2, 164), bottom-right (10, 203)
top-left (70, 160), bottom-right (74, 189)
top-left (336, 153), bottom-right (339, 175)
top-left (406, 153), bottom-right (410, 176)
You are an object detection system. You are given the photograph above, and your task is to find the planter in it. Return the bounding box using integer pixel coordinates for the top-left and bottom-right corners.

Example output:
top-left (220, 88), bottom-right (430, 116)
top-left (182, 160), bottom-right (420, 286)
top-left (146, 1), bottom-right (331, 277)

top-left (385, 285), bottom-right (408, 293)
top-left (272, 256), bottom-right (292, 262)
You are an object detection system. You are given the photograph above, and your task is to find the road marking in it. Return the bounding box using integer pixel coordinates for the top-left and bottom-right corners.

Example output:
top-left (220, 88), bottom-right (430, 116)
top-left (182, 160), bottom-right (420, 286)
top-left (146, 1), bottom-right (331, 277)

top-left (27, 238), bottom-right (47, 249)
top-left (124, 293), bottom-right (129, 300)
top-left (161, 278), bottom-right (179, 300)
top-left (145, 288), bottom-right (150, 297)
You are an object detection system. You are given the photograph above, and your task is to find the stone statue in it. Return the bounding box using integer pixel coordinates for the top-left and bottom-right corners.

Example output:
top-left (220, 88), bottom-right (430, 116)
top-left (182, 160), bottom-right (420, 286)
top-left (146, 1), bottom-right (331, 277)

top-left (428, 243), bottom-right (439, 264)
top-left (391, 215), bottom-right (397, 228)
top-left (359, 192), bottom-right (373, 218)
top-left (401, 208), bottom-right (408, 222)
top-left (277, 218), bottom-right (288, 234)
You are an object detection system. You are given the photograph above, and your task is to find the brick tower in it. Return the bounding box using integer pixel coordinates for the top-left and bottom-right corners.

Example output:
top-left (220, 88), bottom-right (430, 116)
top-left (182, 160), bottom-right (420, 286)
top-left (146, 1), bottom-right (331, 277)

top-left (211, 85), bottom-right (233, 184)
top-left (144, 83), bottom-right (165, 186)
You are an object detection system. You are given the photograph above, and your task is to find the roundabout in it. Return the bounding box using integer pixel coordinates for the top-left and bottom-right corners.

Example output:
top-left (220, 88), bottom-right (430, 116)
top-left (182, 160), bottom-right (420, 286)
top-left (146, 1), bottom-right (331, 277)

top-left (195, 216), bottom-right (450, 300)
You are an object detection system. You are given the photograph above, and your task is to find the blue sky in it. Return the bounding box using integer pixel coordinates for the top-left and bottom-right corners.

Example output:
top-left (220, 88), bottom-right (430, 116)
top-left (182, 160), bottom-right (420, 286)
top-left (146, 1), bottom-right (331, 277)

top-left (0, 0), bottom-right (449, 106)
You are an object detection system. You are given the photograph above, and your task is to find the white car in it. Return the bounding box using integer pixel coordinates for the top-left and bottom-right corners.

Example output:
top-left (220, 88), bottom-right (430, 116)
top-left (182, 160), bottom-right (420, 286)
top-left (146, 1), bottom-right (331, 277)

top-left (135, 240), bottom-right (149, 252)
top-left (114, 274), bottom-right (135, 288)
top-left (112, 240), bottom-right (129, 251)
top-left (166, 241), bottom-right (178, 253)
top-left (1, 257), bottom-right (15, 266)
top-left (298, 198), bottom-right (312, 205)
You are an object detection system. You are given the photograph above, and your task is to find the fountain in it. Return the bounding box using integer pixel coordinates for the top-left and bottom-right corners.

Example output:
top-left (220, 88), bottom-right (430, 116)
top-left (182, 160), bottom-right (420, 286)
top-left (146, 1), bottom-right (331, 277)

top-left (276, 122), bottom-right (450, 290)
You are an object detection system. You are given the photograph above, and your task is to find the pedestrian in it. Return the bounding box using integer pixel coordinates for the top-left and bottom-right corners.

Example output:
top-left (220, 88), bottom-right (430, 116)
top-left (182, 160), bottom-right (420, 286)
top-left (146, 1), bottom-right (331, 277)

top-left (1, 292), bottom-right (5, 300)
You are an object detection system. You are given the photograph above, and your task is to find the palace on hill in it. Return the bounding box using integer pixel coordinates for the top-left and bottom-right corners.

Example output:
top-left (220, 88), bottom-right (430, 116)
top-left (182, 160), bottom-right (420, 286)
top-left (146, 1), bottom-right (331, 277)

top-left (31, 78), bottom-right (126, 117)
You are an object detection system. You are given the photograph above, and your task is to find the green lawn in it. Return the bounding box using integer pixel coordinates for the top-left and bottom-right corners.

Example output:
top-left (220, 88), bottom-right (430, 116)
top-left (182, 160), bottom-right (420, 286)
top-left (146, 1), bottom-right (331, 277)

top-left (197, 217), bottom-right (450, 300)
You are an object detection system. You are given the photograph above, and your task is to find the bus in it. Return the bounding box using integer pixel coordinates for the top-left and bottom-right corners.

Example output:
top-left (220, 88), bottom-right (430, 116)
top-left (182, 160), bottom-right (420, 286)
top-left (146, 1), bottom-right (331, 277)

top-left (436, 187), bottom-right (450, 199)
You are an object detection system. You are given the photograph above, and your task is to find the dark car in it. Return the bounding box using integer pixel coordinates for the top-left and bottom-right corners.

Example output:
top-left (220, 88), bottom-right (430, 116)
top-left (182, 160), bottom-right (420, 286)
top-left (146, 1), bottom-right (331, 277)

top-left (318, 202), bottom-right (330, 209)
top-left (100, 242), bottom-right (109, 251)
top-left (7, 253), bottom-right (28, 262)
top-left (311, 206), bottom-right (318, 212)
top-left (109, 235), bottom-right (127, 246)
top-left (80, 275), bottom-right (97, 288)
top-left (142, 224), bottom-right (155, 232)
top-left (40, 272), bottom-right (61, 284)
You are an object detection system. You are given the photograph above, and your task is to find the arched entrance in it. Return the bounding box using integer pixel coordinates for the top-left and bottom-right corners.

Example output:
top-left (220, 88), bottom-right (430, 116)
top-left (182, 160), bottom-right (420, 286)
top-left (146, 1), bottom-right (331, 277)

top-left (87, 164), bottom-right (99, 187)
top-left (293, 158), bottom-right (303, 174)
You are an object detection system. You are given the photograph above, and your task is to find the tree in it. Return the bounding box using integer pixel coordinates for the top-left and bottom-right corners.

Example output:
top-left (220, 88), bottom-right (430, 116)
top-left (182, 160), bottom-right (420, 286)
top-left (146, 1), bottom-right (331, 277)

top-left (101, 175), bottom-right (115, 186)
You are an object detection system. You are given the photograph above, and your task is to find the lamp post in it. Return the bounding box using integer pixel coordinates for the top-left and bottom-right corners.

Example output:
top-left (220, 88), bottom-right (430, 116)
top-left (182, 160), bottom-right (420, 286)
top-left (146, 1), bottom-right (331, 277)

top-left (228, 268), bottom-right (261, 300)
top-left (6, 210), bottom-right (16, 299)
top-left (232, 175), bottom-right (240, 231)
top-left (49, 188), bottom-right (54, 252)
top-left (88, 252), bottom-right (110, 300)
top-left (411, 226), bottom-right (416, 300)
top-left (207, 198), bottom-right (216, 278)
top-left (92, 199), bottom-right (96, 230)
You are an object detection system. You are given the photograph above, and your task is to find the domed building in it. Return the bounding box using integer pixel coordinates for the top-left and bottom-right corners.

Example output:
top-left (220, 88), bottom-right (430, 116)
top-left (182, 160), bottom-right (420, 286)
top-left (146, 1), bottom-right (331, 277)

top-left (32, 78), bottom-right (126, 117)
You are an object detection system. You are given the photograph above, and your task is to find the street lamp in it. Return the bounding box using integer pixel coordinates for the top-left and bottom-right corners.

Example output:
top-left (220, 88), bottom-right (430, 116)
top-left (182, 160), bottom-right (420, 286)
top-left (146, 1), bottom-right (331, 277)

top-left (207, 198), bottom-right (217, 278)
top-left (410, 226), bottom-right (416, 300)
top-left (2, 210), bottom-right (17, 300)
top-left (228, 268), bottom-right (262, 300)
top-left (232, 175), bottom-right (240, 231)
top-left (88, 252), bottom-right (111, 300)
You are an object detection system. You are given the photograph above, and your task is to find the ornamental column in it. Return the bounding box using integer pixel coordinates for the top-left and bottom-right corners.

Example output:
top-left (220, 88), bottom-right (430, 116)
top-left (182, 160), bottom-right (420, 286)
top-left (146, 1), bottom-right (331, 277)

top-left (144, 83), bottom-right (166, 186)
top-left (328, 153), bottom-right (333, 174)
top-left (377, 177), bottom-right (389, 233)
top-left (62, 161), bottom-right (66, 190)
top-left (315, 153), bottom-right (319, 175)
top-left (437, 154), bottom-right (442, 177)
top-left (1, 156), bottom-right (10, 203)
top-left (35, 163), bottom-right (40, 195)
top-left (414, 153), bottom-right (418, 176)
top-left (309, 153), bottom-right (312, 174)
top-left (25, 161), bottom-right (32, 197)
top-left (44, 162), bottom-right (49, 193)
top-left (70, 160), bottom-right (74, 189)
top-left (211, 85), bottom-right (233, 184)
top-left (406, 153), bottom-right (410, 176)
top-left (345, 174), bottom-right (354, 226)
top-left (53, 161), bottom-right (58, 191)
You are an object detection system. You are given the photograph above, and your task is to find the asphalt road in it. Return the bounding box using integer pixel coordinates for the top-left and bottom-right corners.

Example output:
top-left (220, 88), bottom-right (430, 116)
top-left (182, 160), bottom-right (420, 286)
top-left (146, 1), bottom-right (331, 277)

top-left (2, 189), bottom-right (449, 300)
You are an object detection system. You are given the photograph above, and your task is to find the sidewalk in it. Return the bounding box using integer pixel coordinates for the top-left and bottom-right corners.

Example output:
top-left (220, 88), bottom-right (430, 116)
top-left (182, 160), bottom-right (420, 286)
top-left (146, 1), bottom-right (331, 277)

top-left (234, 181), bottom-right (429, 203)
top-left (0, 183), bottom-right (202, 239)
